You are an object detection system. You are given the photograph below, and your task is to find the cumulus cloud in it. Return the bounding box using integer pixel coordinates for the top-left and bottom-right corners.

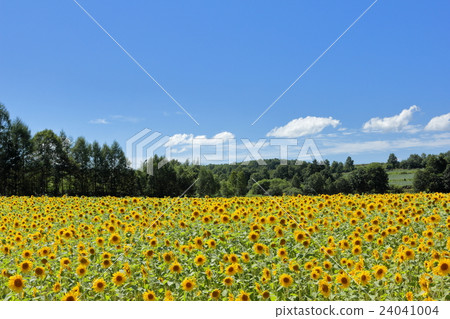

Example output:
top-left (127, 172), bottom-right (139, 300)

top-left (424, 113), bottom-right (450, 131)
top-left (266, 116), bottom-right (340, 138)
top-left (166, 133), bottom-right (194, 147)
top-left (362, 105), bottom-right (419, 133)
top-left (166, 131), bottom-right (235, 147)
top-left (321, 135), bottom-right (450, 156)
top-left (89, 118), bottom-right (109, 124)
top-left (213, 131), bottom-right (235, 140)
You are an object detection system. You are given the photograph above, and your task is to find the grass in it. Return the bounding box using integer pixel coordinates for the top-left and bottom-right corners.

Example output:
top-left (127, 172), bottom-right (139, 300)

top-left (387, 169), bottom-right (418, 188)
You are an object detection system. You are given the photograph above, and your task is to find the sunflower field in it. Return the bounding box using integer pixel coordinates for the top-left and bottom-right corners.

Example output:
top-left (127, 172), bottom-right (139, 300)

top-left (0, 193), bottom-right (449, 301)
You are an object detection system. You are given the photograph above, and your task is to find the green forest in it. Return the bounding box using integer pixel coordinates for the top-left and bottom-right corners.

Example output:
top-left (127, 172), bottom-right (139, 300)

top-left (1, 103), bottom-right (449, 197)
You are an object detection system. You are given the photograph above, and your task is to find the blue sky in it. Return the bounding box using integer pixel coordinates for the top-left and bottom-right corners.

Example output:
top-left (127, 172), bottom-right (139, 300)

top-left (1, 0), bottom-right (449, 165)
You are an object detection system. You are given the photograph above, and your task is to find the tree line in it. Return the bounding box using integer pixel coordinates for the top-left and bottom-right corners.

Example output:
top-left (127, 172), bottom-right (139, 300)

top-left (1, 103), bottom-right (449, 197)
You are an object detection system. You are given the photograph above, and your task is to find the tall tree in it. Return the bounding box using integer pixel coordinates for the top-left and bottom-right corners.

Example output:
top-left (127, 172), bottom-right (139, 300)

top-left (386, 153), bottom-right (399, 169)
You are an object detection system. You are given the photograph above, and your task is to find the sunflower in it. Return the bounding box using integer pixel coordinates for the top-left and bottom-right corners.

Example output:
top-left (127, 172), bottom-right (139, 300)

top-left (162, 252), bottom-right (173, 264)
top-left (323, 260), bottom-right (332, 270)
top-left (207, 239), bottom-right (217, 249)
top-left (289, 262), bottom-right (300, 272)
top-left (205, 268), bottom-right (213, 279)
top-left (277, 248), bottom-right (288, 259)
top-left (352, 246), bottom-right (362, 255)
top-left (236, 291), bottom-right (251, 301)
top-left (78, 256), bottom-right (90, 266)
top-left (53, 282), bottom-right (61, 293)
top-left (223, 276), bottom-right (234, 286)
top-left (253, 243), bottom-right (267, 255)
top-left (144, 250), bottom-right (154, 259)
top-left (373, 265), bottom-right (388, 280)
top-left (318, 280), bottom-right (331, 298)
top-left (169, 262), bottom-right (182, 274)
top-left (261, 290), bottom-right (270, 299)
top-left (241, 252), bottom-right (250, 263)
top-left (164, 290), bottom-right (174, 301)
top-left (406, 291), bottom-right (414, 301)
top-left (225, 264), bottom-right (238, 276)
top-left (34, 266), bottom-right (45, 278)
top-left (294, 231), bottom-right (307, 243)
top-left (101, 259), bottom-right (112, 268)
top-left (109, 233), bottom-right (121, 245)
top-left (76, 265), bottom-right (87, 277)
top-left (181, 278), bottom-right (196, 291)
top-left (92, 278), bottom-right (106, 292)
top-left (19, 260), bottom-right (33, 273)
top-left (143, 290), bottom-right (158, 301)
top-left (358, 271), bottom-right (371, 285)
top-left (248, 231), bottom-right (260, 242)
top-left (22, 250), bottom-right (33, 259)
top-left (394, 273), bottom-right (403, 284)
top-left (112, 271), bottom-right (126, 286)
top-left (336, 273), bottom-right (351, 289)
top-left (433, 259), bottom-right (449, 276)
top-left (8, 274), bottom-right (25, 293)
top-left (279, 274), bottom-right (293, 288)
top-left (228, 254), bottom-right (238, 263)
top-left (193, 237), bottom-right (204, 249)
top-left (210, 289), bottom-right (221, 300)
top-left (194, 254), bottom-right (207, 266)
top-left (61, 292), bottom-right (78, 301)
top-left (1, 269), bottom-right (11, 278)
top-left (60, 257), bottom-right (71, 268)
top-left (403, 248), bottom-right (415, 260)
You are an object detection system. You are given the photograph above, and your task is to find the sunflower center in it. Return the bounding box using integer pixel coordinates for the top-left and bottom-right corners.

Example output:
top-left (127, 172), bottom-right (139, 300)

top-left (14, 279), bottom-right (23, 288)
top-left (441, 263), bottom-right (449, 271)
top-left (283, 277), bottom-right (290, 283)
top-left (341, 278), bottom-right (348, 284)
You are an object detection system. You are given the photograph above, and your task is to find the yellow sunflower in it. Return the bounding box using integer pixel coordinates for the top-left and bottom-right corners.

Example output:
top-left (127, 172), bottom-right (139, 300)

top-left (112, 271), bottom-right (126, 286)
top-left (92, 278), bottom-right (106, 292)
top-left (336, 273), bottom-right (351, 289)
top-left (61, 292), bottom-right (78, 301)
top-left (279, 274), bottom-right (293, 288)
top-left (143, 290), bottom-right (158, 301)
top-left (181, 277), bottom-right (196, 291)
top-left (318, 280), bottom-right (331, 298)
top-left (8, 274), bottom-right (25, 293)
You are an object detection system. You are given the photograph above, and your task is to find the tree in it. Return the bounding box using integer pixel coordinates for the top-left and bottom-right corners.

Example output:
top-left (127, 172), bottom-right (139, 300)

top-left (228, 170), bottom-right (248, 196)
top-left (0, 103), bottom-right (11, 194)
top-left (8, 119), bottom-right (32, 194)
top-left (71, 137), bottom-right (91, 194)
top-left (386, 153), bottom-right (399, 170)
top-left (344, 156), bottom-right (355, 172)
top-left (197, 167), bottom-right (219, 196)
top-left (32, 129), bottom-right (64, 195)
top-left (366, 164), bottom-right (389, 193)
top-left (349, 168), bottom-right (369, 193)
top-left (304, 172), bottom-right (325, 195)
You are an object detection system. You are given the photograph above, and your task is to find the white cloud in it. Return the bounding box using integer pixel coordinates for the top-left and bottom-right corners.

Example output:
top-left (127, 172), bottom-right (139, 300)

top-left (362, 105), bottom-right (419, 133)
top-left (89, 118), bottom-right (109, 124)
top-left (321, 135), bottom-right (450, 156)
top-left (166, 133), bottom-right (194, 147)
top-left (424, 113), bottom-right (450, 131)
top-left (266, 116), bottom-right (340, 138)
top-left (213, 131), bottom-right (235, 140)
top-left (165, 131), bottom-right (235, 147)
